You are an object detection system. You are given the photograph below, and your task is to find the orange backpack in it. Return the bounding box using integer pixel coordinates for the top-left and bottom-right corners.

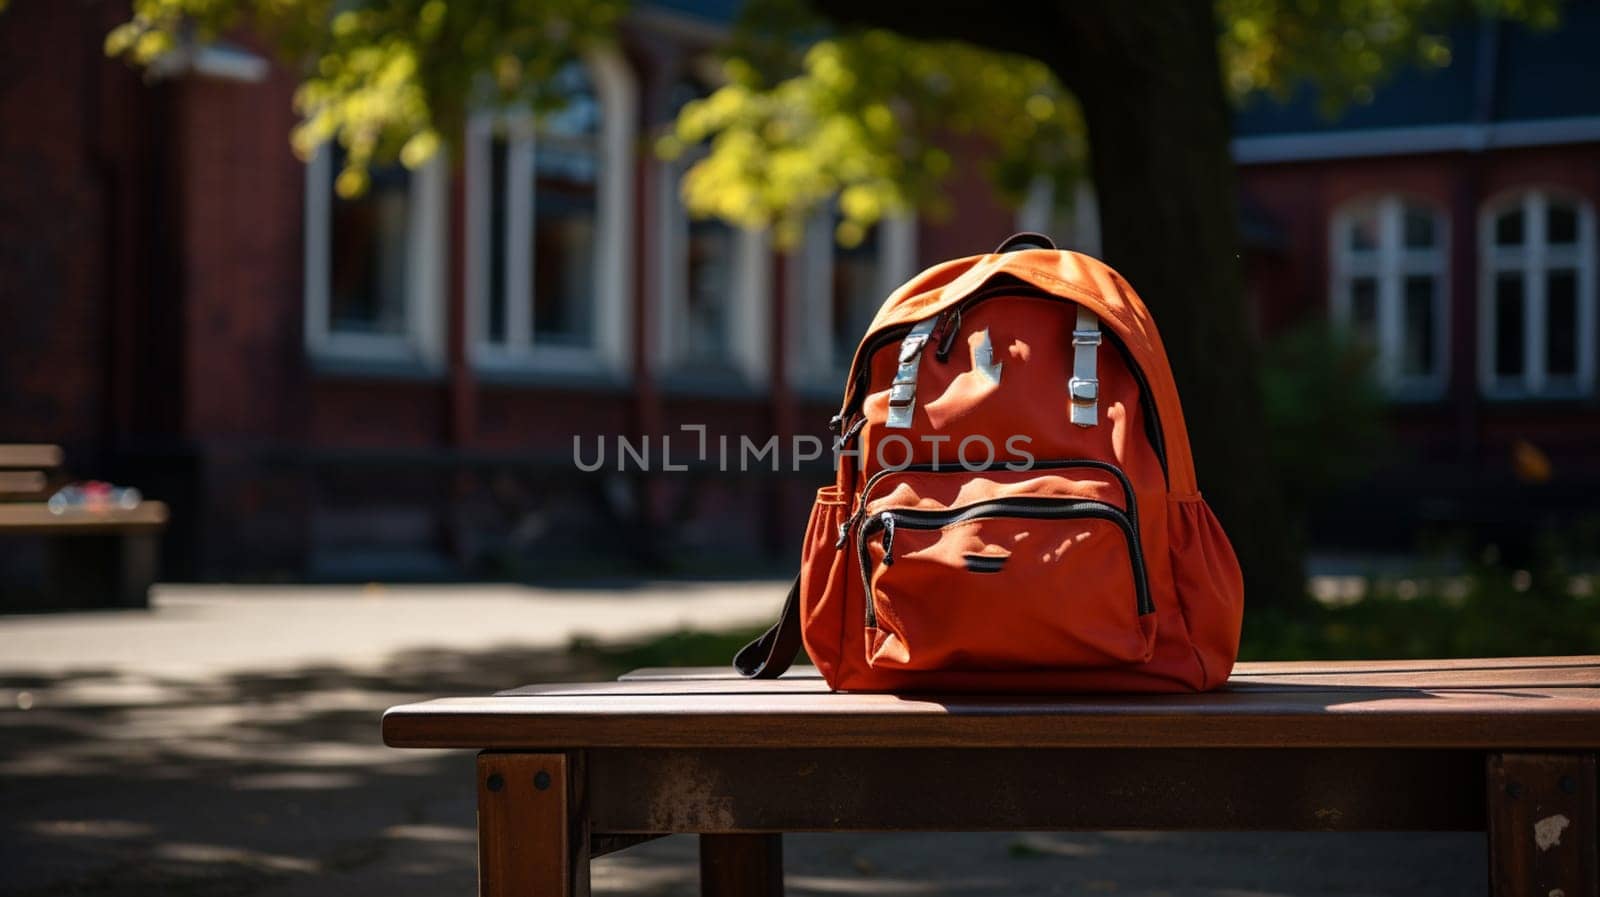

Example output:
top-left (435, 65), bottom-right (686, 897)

top-left (736, 233), bottom-right (1244, 693)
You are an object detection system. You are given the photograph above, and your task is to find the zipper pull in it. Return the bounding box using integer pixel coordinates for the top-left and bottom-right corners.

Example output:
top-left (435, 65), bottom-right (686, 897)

top-left (934, 307), bottom-right (962, 362)
top-left (837, 497), bottom-right (864, 548)
top-left (833, 414), bottom-right (867, 453)
top-left (879, 512), bottom-right (896, 567)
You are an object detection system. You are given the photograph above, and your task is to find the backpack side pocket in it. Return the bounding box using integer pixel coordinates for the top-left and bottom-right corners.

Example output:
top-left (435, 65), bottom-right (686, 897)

top-left (799, 486), bottom-right (851, 688)
top-left (1167, 494), bottom-right (1245, 690)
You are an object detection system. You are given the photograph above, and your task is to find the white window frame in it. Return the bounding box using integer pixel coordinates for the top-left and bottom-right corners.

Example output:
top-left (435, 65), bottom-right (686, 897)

top-left (465, 49), bottom-right (637, 376)
top-left (303, 145), bottom-right (447, 367)
top-left (654, 152), bottom-right (772, 384)
top-left (1018, 176), bottom-right (1100, 258)
top-left (1478, 189), bottom-right (1598, 399)
top-left (787, 211), bottom-right (917, 387)
top-left (1328, 195), bottom-right (1450, 397)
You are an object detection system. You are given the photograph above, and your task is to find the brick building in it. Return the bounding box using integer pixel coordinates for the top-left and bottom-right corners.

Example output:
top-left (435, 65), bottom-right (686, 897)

top-left (1231, 5), bottom-right (1600, 547)
top-left (1, 1), bottom-right (1595, 580)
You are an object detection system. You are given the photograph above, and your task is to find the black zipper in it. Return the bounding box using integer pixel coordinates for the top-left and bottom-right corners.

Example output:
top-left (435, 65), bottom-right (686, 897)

top-left (856, 496), bottom-right (1154, 627)
top-left (839, 279), bottom-right (1169, 484)
top-left (840, 458), bottom-right (1139, 548)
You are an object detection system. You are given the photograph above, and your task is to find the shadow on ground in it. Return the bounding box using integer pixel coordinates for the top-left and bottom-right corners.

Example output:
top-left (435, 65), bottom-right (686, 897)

top-left (0, 643), bottom-right (590, 897)
top-left (0, 641), bottom-right (1487, 897)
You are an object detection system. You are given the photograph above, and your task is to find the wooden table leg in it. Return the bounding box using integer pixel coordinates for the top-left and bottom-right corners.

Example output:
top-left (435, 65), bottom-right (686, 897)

top-left (479, 752), bottom-right (589, 896)
top-left (699, 833), bottom-right (783, 897)
top-left (1487, 753), bottom-right (1597, 897)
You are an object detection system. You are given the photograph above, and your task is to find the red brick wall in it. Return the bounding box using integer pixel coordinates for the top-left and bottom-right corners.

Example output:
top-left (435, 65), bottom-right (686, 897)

top-left (0, 1), bottom-right (131, 453)
top-left (170, 65), bottom-right (308, 442)
top-left (917, 134), bottom-right (1019, 266)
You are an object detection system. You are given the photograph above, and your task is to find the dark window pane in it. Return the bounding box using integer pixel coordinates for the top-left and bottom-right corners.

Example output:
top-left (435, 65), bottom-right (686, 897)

top-left (532, 145), bottom-right (597, 347)
top-left (832, 224), bottom-right (882, 367)
top-left (684, 218), bottom-right (734, 365)
top-left (1347, 211), bottom-right (1378, 253)
top-left (1547, 202), bottom-right (1579, 245)
top-left (1495, 208), bottom-right (1524, 246)
top-left (1349, 276), bottom-right (1379, 346)
top-left (1546, 269), bottom-right (1578, 378)
top-left (487, 135), bottom-right (509, 343)
top-left (669, 73), bottom-right (727, 367)
top-left (1401, 275), bottom-right (1435, 376)
top-left (526, 61), bottom-right (603, 349)
top-left (1494, 272), bottom-right (1525, 378)
top-left (1403, 207), bottom-right (1436, 249)
top-left (328, 149), bottom-right (410, 336)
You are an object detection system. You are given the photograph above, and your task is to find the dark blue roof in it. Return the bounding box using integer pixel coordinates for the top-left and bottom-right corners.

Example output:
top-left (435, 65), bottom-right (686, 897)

top-left (639, 0), bottom-right (742, 26)
top-left (1233, 0), bottom-right (1600, 137)
top-left (1495, 1), bottom-right (1600, 119)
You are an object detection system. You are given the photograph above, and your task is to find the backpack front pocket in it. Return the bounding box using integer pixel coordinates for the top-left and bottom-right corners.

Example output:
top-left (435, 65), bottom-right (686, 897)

top-left (857, 487), bottom-right (1155, 672)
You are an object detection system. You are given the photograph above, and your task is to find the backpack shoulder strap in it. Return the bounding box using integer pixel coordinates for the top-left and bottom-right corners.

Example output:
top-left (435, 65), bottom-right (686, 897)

top-left (733, 575), bottom-right (802, 679)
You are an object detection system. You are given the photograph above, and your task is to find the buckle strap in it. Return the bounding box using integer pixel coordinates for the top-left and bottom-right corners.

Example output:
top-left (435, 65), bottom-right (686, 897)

top-left (886, 316), bottom-right (938, 429)
top-left (1069, 306), bottom-right (1100, 427)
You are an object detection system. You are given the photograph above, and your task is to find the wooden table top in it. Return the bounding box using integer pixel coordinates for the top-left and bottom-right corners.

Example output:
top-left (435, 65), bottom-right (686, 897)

top-left (0, 502), bottom-right (169, 534)
top-left (382, 656), bottom-right (1600, 751)
top-left (0, 495), bottom-right (168, 530)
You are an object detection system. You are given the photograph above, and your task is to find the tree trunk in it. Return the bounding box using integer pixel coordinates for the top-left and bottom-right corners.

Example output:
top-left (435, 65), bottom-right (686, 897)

top-left (812, 0), bottom-right (1306, 606)
top-left (1051, 0), bottom-right (1302, 606)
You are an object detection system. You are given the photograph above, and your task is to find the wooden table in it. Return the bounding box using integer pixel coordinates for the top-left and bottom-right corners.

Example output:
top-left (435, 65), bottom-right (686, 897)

top-left (0, 502), bottom-right (168, 608)
top-left (382, 656), bottom-right (1600, 897)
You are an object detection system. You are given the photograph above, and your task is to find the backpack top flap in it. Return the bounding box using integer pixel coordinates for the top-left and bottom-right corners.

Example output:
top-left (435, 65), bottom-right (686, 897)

top-left (841, 248), bottom-right (1201, 498)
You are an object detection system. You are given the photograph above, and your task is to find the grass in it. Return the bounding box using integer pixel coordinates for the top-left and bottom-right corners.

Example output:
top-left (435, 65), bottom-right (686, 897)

top-left (1240, 568), bottom-right (1599, 661)
top-left (567, 626), bottom-right (770, 677)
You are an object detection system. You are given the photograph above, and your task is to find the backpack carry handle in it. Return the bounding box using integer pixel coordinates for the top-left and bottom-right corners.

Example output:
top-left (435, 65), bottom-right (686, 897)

top-left (993, 232), bottom-right (1057, 253)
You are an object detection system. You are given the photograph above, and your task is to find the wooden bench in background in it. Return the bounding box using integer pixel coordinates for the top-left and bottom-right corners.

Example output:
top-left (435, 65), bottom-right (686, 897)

top-left (383, 656), bottom-right (1600, 897)
top-left (0, 443), bottom-right (64, 474)
top-left (0, 444), bottom-right (167, 609)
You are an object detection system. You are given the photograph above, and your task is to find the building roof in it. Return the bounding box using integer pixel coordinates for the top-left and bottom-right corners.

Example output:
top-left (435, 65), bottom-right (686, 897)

top-left (1232, 1), bottom-right (1600, 162)
top-left (638, 0), bottom-right (742, 27)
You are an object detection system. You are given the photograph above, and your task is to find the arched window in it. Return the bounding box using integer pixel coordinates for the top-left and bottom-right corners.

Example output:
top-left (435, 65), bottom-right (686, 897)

top-left (655, 76), bottom-right (771, 385)
top-left (1329, 196), bottom-right (1449, 395)
top-left (1479, 190), bottom-right (1597, 397)
top-left (789, 211), bottom-right (917, 386)
top-left (467, 52), bottom-right (636, 374)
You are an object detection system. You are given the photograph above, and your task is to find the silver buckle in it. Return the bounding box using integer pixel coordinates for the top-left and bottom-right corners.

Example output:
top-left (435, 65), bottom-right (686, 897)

top-left (898, 335), bottom-right (930, 363)
top-left (888, 383), bottom-right (917, 406)
top-left (1068, 377), bottom-right (1098, 403)
top-left (1072, 329), bottom-right (1102, 347)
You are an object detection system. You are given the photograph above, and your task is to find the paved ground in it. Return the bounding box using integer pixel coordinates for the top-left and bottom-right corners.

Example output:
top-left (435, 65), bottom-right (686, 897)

top-left (0, 583), bottom-right (1486, 896)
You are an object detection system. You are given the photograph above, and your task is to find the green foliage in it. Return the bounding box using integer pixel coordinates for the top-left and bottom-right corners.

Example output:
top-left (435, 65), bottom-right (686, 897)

top-left (1220, 0), bottom-right (1561, 109)
top-left (1259, 321), bottom-right (1389, 514)
top-left (567, 624), bottom-right (776, 676)
top-left (659, 0), bottom-right (1083, 246)
top-left (1241, 552), bottom-right (1600, 661)
top-left (672, 0), bottom-right (1561, 242)
top-left (90, 0), bottom-right (1562, 225)
top-left (105, 0), bottom-right (624, 196)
